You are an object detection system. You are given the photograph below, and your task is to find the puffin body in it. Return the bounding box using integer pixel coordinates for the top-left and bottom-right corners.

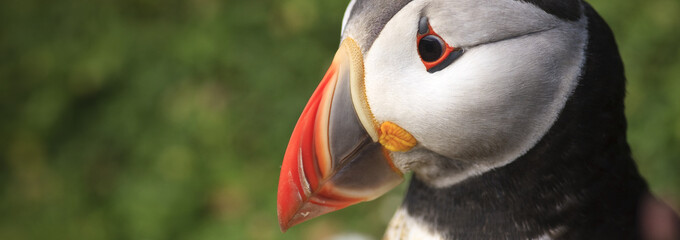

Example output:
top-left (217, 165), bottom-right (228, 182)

top-left (277, 0), bottom-right (680, 239)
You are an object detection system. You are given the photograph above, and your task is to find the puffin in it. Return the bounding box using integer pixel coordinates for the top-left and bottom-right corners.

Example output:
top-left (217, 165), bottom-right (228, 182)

top-left (276, 0), bottom-right (680, 239)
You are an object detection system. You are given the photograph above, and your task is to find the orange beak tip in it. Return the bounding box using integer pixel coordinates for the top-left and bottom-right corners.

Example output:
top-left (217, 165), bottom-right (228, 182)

top-left (278, 218), bottom-right (289, 233)
top-left (276, 171), bottom-right (303, 232)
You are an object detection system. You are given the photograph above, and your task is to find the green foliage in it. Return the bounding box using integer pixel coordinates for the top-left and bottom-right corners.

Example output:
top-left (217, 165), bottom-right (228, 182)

top-left (0, 0), bottom-right (678, 239)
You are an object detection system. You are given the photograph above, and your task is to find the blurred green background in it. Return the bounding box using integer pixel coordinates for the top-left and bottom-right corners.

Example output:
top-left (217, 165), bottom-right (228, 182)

top-left (0, 0), bottom-right (678, 239)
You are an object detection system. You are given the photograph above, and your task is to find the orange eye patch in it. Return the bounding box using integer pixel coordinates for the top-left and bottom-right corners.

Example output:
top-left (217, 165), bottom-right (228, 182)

top-left (417, 17), bottom-right (464, 73)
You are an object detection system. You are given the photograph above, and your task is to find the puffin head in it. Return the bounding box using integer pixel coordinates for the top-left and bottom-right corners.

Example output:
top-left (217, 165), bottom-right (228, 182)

top-left (277, 0), bottom-right (587, 231)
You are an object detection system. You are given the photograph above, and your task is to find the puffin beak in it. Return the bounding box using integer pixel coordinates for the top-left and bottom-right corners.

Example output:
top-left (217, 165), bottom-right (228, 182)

top-left (277, 38), bottom-right (407, 231)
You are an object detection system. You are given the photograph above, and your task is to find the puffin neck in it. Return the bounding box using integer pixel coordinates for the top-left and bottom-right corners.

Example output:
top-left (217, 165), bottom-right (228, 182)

top-left (401, 4), bottom-right (648, 239)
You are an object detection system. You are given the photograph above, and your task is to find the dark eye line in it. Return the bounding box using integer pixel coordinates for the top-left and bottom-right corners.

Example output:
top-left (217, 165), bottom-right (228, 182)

top-left (465, 26), bottom-right (558, 49)
top-left (426, 48), bottom-right (464, 73)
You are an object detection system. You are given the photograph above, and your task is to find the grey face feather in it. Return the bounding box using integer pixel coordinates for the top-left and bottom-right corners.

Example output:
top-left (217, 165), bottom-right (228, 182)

top-left (518, 0), bottom-right (583, 21)
top-left (341, 0), bottom-right (583, 54)
top-left (341, 0), bottom-right (413, 54)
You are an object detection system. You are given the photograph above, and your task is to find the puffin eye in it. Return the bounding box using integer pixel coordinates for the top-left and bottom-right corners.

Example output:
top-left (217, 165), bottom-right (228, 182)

top-left (417, 17), bottom-right (464, 73)
top-left (418, 35), bottom-right (445, 62)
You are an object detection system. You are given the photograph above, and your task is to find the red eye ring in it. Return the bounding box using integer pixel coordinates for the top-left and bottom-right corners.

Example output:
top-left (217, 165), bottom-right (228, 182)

top-left (417, 23), bottom-right (458, 72)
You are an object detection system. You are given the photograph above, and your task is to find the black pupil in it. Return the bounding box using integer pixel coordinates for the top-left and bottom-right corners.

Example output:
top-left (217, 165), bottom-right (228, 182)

top-left (418, 35), bottom-right (444, 62)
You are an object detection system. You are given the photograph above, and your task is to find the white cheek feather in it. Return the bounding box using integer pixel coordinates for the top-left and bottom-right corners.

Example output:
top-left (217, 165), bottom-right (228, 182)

top-left (363, 0), bottom-right (588, 188)
top-left (533, 226), bottom-right (567, 240)
top-left (533, 234), bottom-right (553, 240)
top-left (384, 208), bottom-right (446, 240)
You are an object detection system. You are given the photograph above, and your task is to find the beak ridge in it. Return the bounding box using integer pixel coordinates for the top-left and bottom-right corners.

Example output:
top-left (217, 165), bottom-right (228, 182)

top-left (277, 38), bottom-right (404, 232)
